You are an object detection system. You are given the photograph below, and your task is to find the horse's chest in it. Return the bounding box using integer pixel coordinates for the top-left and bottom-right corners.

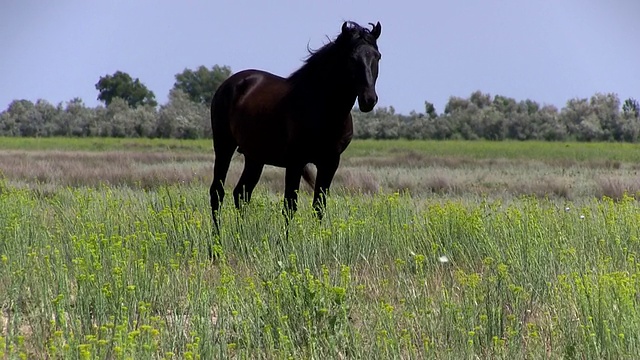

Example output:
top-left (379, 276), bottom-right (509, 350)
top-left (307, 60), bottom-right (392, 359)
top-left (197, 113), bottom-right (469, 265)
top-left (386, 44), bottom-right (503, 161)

top-left (293, 118), bottom-right (342, 136)
top-left (287, 118), bottom-right (352, 156)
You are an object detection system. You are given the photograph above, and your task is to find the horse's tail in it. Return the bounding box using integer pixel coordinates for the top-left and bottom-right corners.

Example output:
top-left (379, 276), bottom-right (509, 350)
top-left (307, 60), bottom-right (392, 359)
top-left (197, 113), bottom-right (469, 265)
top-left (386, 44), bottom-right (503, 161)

top-left (210, 81), bottom-right (234, 141)
top-left (302, 164), bottom-right (316, 191)
top-left (209, 77), bottom-right (238, 233)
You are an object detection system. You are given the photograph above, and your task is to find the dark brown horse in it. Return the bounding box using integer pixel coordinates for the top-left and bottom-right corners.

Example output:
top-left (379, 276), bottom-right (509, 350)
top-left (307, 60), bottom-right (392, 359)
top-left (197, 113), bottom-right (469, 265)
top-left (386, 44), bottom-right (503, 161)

top-left (209, 21), bottom-right (382, 230)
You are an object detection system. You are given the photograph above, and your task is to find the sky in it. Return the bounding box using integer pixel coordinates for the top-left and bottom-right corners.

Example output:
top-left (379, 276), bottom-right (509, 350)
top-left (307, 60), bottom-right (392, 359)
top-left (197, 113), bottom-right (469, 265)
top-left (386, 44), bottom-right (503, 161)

top-left (1, 0), bottom-right (638, 115)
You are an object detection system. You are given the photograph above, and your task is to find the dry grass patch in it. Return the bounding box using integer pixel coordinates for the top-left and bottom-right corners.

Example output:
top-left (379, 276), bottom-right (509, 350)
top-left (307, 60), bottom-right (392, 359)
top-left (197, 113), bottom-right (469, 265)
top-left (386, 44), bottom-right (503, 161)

top-left (585, 159), bottom-right (623, 170)
top-left (391, 172), bottom-right (459, 195)
top-left (510, 176), bottom-right (572, 199)
top-left (345, 152), bottom-right (473, 169)
top-left (333, 169), bottom-right (380, 194)
top-left (0, 150), bottom-right (212, 188)
top-left (1, 145), bottom-right (639, 201)
top-left (595, 176), bottom-right (640, 200)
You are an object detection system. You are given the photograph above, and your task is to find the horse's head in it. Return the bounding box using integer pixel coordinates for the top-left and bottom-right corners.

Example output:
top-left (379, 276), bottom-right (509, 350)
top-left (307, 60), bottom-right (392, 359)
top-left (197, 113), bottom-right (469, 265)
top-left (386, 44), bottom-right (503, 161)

top-left (341, 21), bottom-right (382, 113)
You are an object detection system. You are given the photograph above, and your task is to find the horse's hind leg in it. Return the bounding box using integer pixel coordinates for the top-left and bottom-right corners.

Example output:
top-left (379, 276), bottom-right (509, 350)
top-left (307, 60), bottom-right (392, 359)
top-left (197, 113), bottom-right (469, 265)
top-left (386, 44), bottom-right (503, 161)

top-left (210, 141), bottom-right (236, 232)
top-left (233, 158), bottom-right (264, 209)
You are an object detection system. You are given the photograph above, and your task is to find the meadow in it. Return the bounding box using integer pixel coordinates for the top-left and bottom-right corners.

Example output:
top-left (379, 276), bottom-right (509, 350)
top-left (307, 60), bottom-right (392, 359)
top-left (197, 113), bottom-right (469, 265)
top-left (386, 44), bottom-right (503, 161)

top-left (1, 137), bottom-right (640, 359)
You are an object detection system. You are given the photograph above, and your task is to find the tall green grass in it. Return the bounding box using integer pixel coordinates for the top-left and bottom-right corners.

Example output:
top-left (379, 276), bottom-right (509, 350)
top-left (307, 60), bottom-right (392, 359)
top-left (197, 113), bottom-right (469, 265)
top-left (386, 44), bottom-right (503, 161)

top-left (1, 179), bottom-right (640, 358)
top-left (2, 137), bottom-right (640, 163)
top-left (0, 137), bottom-right (210, 153)
top-left (348, 139), bottom-right (640, 163)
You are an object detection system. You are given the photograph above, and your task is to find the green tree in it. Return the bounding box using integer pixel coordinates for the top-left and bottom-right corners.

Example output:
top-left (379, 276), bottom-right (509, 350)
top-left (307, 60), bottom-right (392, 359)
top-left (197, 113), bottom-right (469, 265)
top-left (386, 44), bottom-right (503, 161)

top-left (1, 99), bottom-right (38, 136)
top-left (51, 98), bottom-right (93, 136)
top-left (424, 101), bottom-right (437, 119)
top-left (444, 96), bottom-right (471, 115)
top-left (105, 98), bottom-right (133, 137)
top-left (534, 105), bottom-right (566, 141)
top-left (560, 98), bottom-right (591, 139)
top-left (173, 65), bottom-right (232, 105)
top-left (469, 90), bottom-right (492, 109)
top-left (35, 99), bottom-right (62, 136)
top-left (95, 71), bottom-right (157, 108)
top-left (590, 93), bottom-right (621, 140)
top-left (157, 89), bottom-right (210, 139)
top-left (622, 98), bottom-right (639, 119)
top-left (492, 95), bottom-right (517, 114)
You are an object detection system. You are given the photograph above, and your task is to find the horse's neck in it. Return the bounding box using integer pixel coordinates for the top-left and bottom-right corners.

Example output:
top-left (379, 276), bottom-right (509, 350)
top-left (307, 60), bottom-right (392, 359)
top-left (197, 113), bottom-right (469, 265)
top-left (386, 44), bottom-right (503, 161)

top-left (303, 72), bottom-right (356, 115)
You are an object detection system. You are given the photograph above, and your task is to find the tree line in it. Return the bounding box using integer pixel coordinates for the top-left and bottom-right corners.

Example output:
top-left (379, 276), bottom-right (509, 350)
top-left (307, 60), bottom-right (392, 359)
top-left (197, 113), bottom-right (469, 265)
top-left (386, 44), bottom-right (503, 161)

top-left (354, 93), bottom-right (640, 142)
top-left (1, 65), bottom-right (639, 141)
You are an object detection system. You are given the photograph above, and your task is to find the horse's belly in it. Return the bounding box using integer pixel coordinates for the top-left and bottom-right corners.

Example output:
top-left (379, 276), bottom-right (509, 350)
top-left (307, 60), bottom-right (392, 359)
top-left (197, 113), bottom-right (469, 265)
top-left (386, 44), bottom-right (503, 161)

top-left (231, 115), bottom-right (351, 167)
top-left (235, 133), bottom-right (287, 167)
top-left (238, 147), bottom-right (287, 168)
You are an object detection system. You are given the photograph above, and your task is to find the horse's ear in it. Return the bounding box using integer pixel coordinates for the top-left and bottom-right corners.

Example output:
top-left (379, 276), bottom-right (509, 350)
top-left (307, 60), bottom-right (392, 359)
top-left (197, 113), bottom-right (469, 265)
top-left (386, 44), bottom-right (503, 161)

top-left (371, 21), bottom-right (382, 39)
top-left (342, 21), bottom-right (350, 34)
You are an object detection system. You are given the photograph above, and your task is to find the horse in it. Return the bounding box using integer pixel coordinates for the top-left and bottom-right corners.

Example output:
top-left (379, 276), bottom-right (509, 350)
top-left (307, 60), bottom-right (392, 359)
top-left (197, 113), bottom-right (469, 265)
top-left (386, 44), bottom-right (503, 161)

top-left (209, 21), bottom-right (382, 231)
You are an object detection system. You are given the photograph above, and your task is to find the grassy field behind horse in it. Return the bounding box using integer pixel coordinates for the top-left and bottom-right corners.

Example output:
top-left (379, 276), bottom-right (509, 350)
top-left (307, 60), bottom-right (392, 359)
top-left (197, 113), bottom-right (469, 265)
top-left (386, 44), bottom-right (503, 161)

top-left (1, 137), bottom-right (640, 200)
top-left (1, 137), bottom-right (640, 358)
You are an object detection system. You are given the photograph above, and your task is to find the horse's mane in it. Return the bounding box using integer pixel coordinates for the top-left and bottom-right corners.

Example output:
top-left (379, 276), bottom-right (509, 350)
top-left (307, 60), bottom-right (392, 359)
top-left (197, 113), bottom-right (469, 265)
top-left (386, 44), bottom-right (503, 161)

top-left (287, 21), bottom-right (378, 84)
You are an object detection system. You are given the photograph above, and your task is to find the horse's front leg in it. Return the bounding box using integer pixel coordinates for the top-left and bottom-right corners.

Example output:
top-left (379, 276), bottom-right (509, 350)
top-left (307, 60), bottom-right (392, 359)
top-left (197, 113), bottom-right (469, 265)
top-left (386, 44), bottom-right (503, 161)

top-left (283, 163), bottom-right (304, 220)
top-left (313, 155), bottom-right (340, 220)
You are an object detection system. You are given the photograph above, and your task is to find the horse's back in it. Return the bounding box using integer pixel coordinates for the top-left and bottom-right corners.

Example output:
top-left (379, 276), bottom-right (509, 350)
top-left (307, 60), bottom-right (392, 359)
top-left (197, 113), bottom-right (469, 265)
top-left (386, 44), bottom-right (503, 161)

top-left (212, 69), bottom-right (287, 116)
top-left (211, 69), bottom-right (291, 165)
top-left (211, 67), bottom-right (354, 166)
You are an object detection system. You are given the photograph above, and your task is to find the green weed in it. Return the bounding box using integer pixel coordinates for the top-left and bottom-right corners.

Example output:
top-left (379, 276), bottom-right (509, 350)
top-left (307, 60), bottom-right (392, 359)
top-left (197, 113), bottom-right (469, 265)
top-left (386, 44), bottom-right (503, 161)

top-left (1, 177), bottom-right (640, 358)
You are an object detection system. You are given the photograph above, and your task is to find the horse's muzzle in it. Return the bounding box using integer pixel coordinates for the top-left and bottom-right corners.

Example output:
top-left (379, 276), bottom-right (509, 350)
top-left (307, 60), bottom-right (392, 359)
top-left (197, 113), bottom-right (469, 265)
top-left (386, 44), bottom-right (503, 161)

top-left (358, 92), bottom-right (378, 113)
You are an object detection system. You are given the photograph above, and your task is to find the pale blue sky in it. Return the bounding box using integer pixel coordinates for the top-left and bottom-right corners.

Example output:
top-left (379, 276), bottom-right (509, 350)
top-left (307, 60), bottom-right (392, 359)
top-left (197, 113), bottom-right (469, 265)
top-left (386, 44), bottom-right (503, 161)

top-left (1, 0), bottom-right (638, 114)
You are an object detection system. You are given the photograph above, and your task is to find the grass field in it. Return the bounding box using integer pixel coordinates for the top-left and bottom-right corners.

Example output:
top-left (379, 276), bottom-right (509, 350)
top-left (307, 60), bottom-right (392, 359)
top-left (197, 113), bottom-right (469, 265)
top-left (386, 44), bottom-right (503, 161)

top-left (2, 137), bottom-right (640, 200)
top-left (1, 137), bottom-right (640, 358)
